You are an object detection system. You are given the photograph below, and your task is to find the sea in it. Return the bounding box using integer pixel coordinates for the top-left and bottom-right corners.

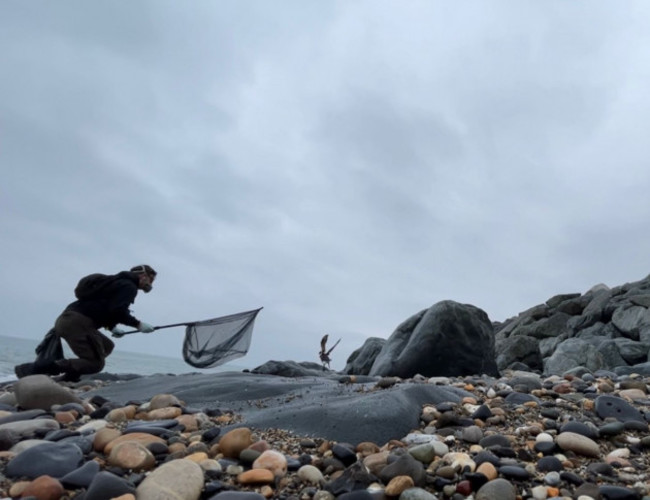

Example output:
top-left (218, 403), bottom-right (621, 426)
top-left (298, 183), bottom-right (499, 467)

top-left (0, 334), bottom-right (248, 384)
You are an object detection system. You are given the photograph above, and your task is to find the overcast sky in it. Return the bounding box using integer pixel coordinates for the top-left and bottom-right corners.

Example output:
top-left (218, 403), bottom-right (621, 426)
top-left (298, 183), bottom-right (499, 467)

top-left (2, 1), bottom-right (650, 371)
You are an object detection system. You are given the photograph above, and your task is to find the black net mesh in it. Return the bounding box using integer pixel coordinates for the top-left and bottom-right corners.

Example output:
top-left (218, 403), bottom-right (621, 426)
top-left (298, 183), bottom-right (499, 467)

top-left (182, 308), bottom-right (262, 368)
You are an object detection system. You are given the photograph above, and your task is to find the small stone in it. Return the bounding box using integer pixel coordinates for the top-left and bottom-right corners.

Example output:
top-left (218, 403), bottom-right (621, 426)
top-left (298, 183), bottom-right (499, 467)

top-left (103, 432), bottom-right (166, 454)
top-left (252, 449), bottom-right (288, 478)
top-left (21, 474), bottom-right (65, 500)
top-left (93, 427), bottom-right (122, 452)
top-left (461, 426), bottom-right (484, 443)
top-left (498, 465), bottom-right (531, 480)
top-left (543, 471), bottom-right (561, 487)
top-left (149, 393), bottom-right (183, 410)
top-left (399, 487), bottom-right (438, 500)
top-left (219, 428), bottom-right (253, 458)
top-left (297, 464), bottom-right (324, 484)
top-left (108, 441), bottom-right (156, 471)
top-left (147, 407), bottom-right (182, 420)
top-left (598, 485), bottom-right (640, 500)
top-left (84, 471), bottom-right (136, 500)
top-left (5, 442), bottom-right (83, 479)
top-left (385, 475), bottom-right (414, 496)
top-left (476, 462), bottom-right (498, 480)
top-left (60, 460), bottom-right (101, 488)
top-left (537, 456), bottom-right (564, 472)
top-left (136, 459), bottom-right (204, 499)
top-left (595, 395), bottom-right (645, 423)
top-left (556, 432), bottom-right (600, 457)
top-left (475, 478), bottom-right (517, 500)
top-left (238, 469), bottom-right (275, 484)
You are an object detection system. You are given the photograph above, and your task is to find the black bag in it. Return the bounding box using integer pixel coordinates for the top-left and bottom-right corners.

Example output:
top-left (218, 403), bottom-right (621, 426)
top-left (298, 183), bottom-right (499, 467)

top-left (34, 328), bottom-right (64, 367)
top-left (14, 328), bottom-right (64, 378)
top-left (74, 273), bottom-right (114, 299)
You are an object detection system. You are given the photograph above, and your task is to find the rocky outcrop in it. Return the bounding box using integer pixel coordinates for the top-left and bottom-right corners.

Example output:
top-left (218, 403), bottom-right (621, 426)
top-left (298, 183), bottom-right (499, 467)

top-left (367, 300), bottom-right (499, 378)
top-left (495, 274), bottom-right (650, 375)
top-left (343, 337), bottom-right (385, 375)
top-left (251, 360), bottom-right (334, 377)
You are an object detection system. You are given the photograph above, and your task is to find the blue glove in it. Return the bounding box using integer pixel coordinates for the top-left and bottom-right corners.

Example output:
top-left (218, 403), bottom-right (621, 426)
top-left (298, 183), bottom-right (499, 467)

top-left (111, 326), bottom-right (126, 338)
top-left (138, 321), bottom-right (155, 333)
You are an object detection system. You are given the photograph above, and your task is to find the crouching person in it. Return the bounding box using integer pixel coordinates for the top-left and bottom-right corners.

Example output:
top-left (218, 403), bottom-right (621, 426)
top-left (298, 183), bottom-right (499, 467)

top-left (15, 264), bottom-right (157, 382)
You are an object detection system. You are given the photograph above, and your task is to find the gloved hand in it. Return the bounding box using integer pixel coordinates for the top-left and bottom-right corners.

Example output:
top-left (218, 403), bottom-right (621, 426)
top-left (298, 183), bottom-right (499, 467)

top-left (138, 321), bottom-right (155, 333)
top-left (111, 326), bottom-right (126, 338)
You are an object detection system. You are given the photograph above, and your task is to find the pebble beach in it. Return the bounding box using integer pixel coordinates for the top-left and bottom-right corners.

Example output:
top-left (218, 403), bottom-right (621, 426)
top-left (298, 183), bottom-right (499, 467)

top-left (1, 369), bottom-right (650, 500)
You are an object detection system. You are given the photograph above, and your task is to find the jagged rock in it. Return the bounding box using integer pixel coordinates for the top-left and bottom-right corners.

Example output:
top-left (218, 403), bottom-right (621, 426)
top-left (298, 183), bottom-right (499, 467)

top-left (495, 336), bottom-right (543, 372)
top-left (539, 334), bottom-right (568, 358)
top-left (612, 306), bottom-right (650, 341)
top-left (343, 337), bottom-right (385, 375)
top-left (545, 293), bottom-right (581, 309)
top-left (570, 289), bottom-right (612, 330)
top-left (613, 338), bottom-right (650, 365)
top-left (588, 338), bottom-right (628, 369)
top-left (251, 360), bottom-right (334, 377)
top-left (368, 301), bottom-right (499, 378)
top-left (544, 338), bottom-right (606, 374)
top-left (574, 322), bottom-right (611, 340)
top-left (511, 312), bottom-right (572, 340)
top-left (14, 375), bottom-right (82, 411)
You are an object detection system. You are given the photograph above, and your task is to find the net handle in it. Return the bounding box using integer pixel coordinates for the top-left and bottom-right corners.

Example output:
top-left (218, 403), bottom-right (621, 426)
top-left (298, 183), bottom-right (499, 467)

top-left (114, 307), bottom-right (263, 337)
top-left (113, 322), bottom-right (194, 337)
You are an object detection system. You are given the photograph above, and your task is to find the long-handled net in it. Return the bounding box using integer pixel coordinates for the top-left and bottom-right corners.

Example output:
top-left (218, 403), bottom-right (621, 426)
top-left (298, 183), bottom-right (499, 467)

top-left (121, 307), bottom-right (263, 368)
top-left (182, 308), bottom-right (262, 368)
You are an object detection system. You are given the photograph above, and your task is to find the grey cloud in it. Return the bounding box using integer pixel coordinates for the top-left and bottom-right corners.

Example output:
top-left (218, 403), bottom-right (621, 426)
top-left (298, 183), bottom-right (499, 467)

top-left (2, 2), bottom-right (650, 370)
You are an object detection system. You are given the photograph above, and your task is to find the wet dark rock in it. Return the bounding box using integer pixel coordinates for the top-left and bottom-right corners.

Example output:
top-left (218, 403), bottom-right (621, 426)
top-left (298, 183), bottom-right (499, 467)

top-left (379, 453), bottom-right (426, 486)
top-left (337, 492), bottom-right (375, 500)
top-left (471, 404), bottom-right (493, 421)
top-left (207, 492), bottom-right (266, 500)
top-left (560, 471), bottom-right (585, 486)
top-left (343, 337), bottom-right (386, 376)
top-left (332, 443), bottom-right (357, 466)
top-left (498, 465), bottom-right (531, 480)
top-left (325, 462), bottom-right (379, 496)
top-left (599, 485), bottom-right (642, 500)
top-left (0, 428), bottom-right (19, 451)
top-left (473, 450), bottom-right (500, 467)
top-left (534, 441), bottom-right (557, 455)
top-left (479, 434), bottom-right (511, 449)
top-left (595, 395), bottom-right (646, 423)
top-left (368, 301), bottom-right (499, 378)
top-left (5, 442), bottom-right (84, 479)
top-left (587, 462), bottom-right (616, 478)
top-left (599, 421), bottom-right (626, 436)
top-left (537, 456), bottom-right (564, 472)
top-left (560, 421), bottom-right (599, 439)
top-left (60, 460), bottom-right (101, 488)
top-left (504, 392), bottom-right (540, 406)
top-left (574, 482), bottom-right (602, 499)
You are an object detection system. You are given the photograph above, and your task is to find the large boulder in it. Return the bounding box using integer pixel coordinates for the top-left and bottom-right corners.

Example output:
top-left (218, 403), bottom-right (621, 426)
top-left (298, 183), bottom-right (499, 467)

top-left (14, 375), bottom-right (82, 410)
top-left (495, 335), bottom-right (543, 372)
top-left (544, 338), bottom-right (606, 375)
top-left (343, 337), bottom-right (386, 375)
top-left (368, 301), bottom-right (499, 378)
top-left (251, 360), bottom-right (333, 377)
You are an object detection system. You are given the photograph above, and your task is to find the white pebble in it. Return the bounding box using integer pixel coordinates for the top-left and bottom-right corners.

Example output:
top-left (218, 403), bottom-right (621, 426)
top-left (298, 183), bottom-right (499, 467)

top-left (531, 484), bottom-right (548, 499)
top-left (535, 432), bottom-right (554, 443)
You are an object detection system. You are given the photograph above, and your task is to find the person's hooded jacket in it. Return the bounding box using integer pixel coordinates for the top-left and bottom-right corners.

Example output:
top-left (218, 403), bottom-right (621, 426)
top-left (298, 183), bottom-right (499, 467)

top-left (64, 271), bottom-right (142, 329)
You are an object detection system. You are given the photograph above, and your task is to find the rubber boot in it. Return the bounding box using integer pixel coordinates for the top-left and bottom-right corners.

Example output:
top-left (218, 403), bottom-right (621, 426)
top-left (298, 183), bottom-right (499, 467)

top-left (14, 363), bottom-right (35, 379)
top-left (53, 359), bottom-right (81, 383)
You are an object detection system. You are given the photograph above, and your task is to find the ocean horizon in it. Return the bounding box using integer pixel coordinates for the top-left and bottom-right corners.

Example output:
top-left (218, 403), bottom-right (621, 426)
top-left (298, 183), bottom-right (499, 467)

top-left (0, 334), bottom-right (250, 383)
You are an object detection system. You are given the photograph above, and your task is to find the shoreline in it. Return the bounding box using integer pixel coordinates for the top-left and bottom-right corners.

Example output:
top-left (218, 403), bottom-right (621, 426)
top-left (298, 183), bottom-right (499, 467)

top-left (1, 370), bottom-right (650, 499)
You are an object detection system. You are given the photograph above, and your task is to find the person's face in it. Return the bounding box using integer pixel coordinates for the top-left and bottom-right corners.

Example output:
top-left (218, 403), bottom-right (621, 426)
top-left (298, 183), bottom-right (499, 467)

top-left (138, 273), bottom-right (155, 293)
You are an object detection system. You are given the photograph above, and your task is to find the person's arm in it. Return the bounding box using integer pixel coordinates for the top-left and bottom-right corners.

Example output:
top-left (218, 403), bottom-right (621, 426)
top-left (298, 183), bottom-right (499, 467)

top-left (106, 282), bottom-right (140, 328)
